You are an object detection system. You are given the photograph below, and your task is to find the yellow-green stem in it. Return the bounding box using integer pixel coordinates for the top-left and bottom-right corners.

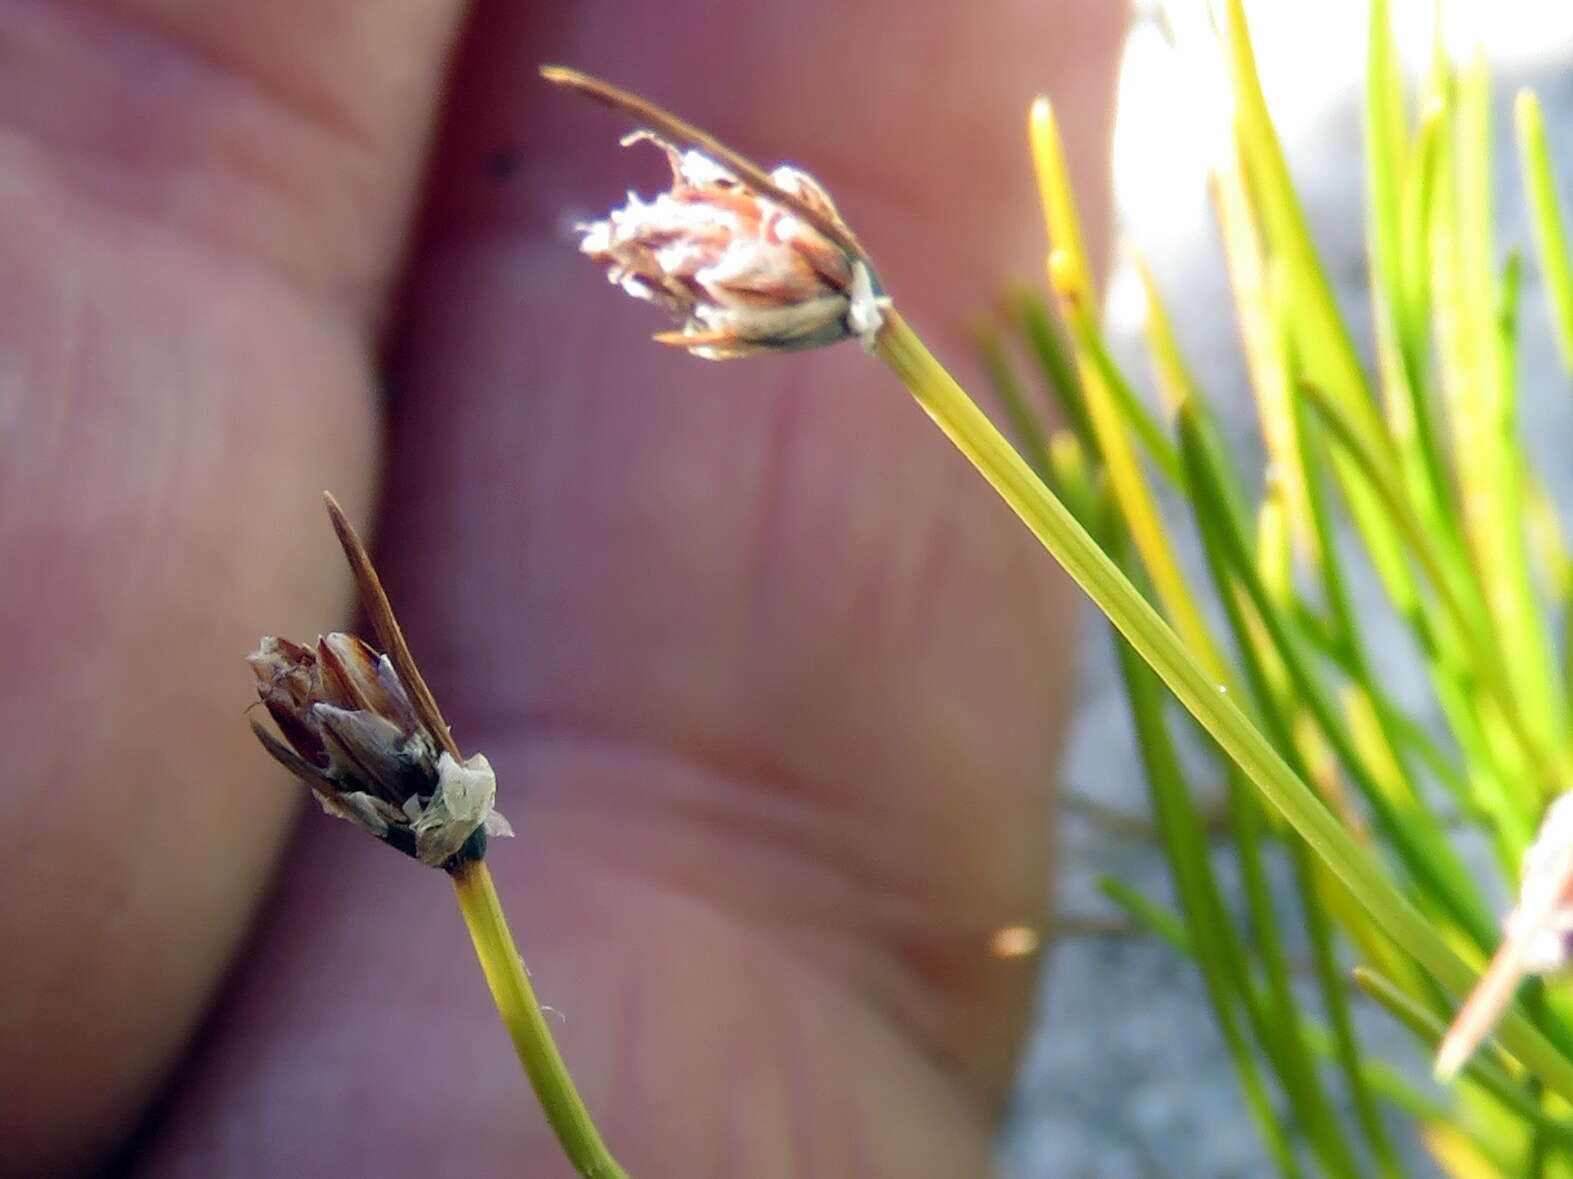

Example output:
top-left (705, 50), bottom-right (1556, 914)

top-left (451, 859), bottom-right (631, 1179)
top-left (872, 308), bottom-right (1573, 1099)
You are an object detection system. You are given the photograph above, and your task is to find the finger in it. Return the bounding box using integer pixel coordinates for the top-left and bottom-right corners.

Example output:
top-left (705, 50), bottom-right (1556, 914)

top-left (134, 2), bottom-right (1127, 1174)
top-left (416, 0), bottom-right (1122, 353)
top-left (4, 0), bottom-right (469, 312)
top-left (384, 0), bottom-right (1124, 1099)
top-left (0, 1), bottom-right (465, 1170)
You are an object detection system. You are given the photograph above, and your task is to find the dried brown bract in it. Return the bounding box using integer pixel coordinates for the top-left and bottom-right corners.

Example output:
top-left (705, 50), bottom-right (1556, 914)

top-left (247, 496), bottom-right (512, 870)
top-left (547, 66), bottom-right (889, 360)
top-left (250, 634), bottom-right (511, 868)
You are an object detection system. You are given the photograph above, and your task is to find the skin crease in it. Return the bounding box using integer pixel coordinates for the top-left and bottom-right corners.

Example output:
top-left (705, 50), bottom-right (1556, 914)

top-left (0, 1), bottom-right (1124, 1175)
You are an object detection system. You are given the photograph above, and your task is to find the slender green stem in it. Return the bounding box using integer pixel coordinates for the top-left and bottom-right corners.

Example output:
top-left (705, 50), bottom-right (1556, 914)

top-left (451, 860), bottom-right (631, 1179)
top-left (872, 309), bottom-right (1573, 1101)
top-left (1107, 606), bottom-right (1308, 1179)
top-left (1090, 496), bottom-right (1308, 1175)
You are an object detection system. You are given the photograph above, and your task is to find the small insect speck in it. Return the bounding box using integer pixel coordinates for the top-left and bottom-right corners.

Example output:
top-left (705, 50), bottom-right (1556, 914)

top-left (486, 149), bottom-right (522, 182)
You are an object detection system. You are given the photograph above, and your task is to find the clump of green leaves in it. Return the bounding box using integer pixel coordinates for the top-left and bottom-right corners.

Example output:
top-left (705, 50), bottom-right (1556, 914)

top-left (981, 2), bottom-right (1573, 1174)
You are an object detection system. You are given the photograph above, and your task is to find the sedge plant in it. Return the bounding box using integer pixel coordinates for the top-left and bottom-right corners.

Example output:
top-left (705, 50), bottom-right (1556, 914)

top-left (976, 4), bottom-right (1573, 1175)
top-left (543, 0), bottom-right (1573, 1172)
top-left (247, 496), bottom-right (630, 1179)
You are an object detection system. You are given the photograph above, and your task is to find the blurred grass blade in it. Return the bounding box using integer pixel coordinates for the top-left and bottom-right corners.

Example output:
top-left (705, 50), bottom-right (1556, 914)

top-left (1007, 287), bottom-right (1096, 450)
top-left (1132, 251), bottom-right (1203, 419)
top-left (1098, 877), bottom-right (1188, 952)
top-left (1516, 90), bottom-right (1573, 375)
top-left (975, 319), bottom-right (1050, 480)
top-left (1368, 2), bottom-right (1458, 560)
top-left (1030, 96), bottom-right (1224, 676)
top-left (1392, 105), bottom-right (1455, 520)
top-left (1221, 0), bottom-right (1384, 446)
top-left (1298, 843), bottom-right (1403, 1179)
top-left (1061, 302), bottom-right (1183, 485)
top-left (1364, 0), bottom-right (1407, 317)
top-left (1106, 584), bottom-right (1310, 1179)
top-left (878, 312), bottom-right (1573, 1103)
top-left (1179, 401), bottom-right (1497, 950)
top-left (1357, 968), bottom-right (1573, 1144)
top-left (1300, 381), bottom-right (1559, 815)
top-left (1423, 1122), bottom-right (1514, 1179)
top-left (1434, 54), bottom-right (1564, 770)
top-left (1210, 162), bottom-right (1316, 559)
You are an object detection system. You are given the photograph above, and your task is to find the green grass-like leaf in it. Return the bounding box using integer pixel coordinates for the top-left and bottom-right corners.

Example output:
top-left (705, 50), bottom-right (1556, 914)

top-left (897, 1), bottom-right (1573, 1169)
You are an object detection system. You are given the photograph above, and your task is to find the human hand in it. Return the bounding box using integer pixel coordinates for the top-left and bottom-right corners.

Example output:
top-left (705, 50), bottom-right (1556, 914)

top-left (0, 2), bottom-right (1124, 1174)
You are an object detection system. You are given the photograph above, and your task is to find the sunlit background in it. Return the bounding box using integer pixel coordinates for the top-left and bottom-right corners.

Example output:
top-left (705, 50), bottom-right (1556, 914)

top-left (1004, 2), bottom-right (1573, 1175)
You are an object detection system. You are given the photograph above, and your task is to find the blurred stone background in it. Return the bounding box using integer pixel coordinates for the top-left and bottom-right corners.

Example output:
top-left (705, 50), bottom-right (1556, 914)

top-left (1000, 2), bottom-right (1573, 1175)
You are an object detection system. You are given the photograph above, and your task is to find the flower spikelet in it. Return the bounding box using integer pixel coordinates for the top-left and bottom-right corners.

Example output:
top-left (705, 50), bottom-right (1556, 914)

top-left (579, 132), bottom-right (888, 360)
top-left (249, 633), bottom-right (512, 868)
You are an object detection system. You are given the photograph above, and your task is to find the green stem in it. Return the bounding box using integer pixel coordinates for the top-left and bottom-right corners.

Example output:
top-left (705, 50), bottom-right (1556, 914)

top-left (872, 309), bottom-right (1573, 1100)
top-left (451, 859), bottom-right (631, 1179)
